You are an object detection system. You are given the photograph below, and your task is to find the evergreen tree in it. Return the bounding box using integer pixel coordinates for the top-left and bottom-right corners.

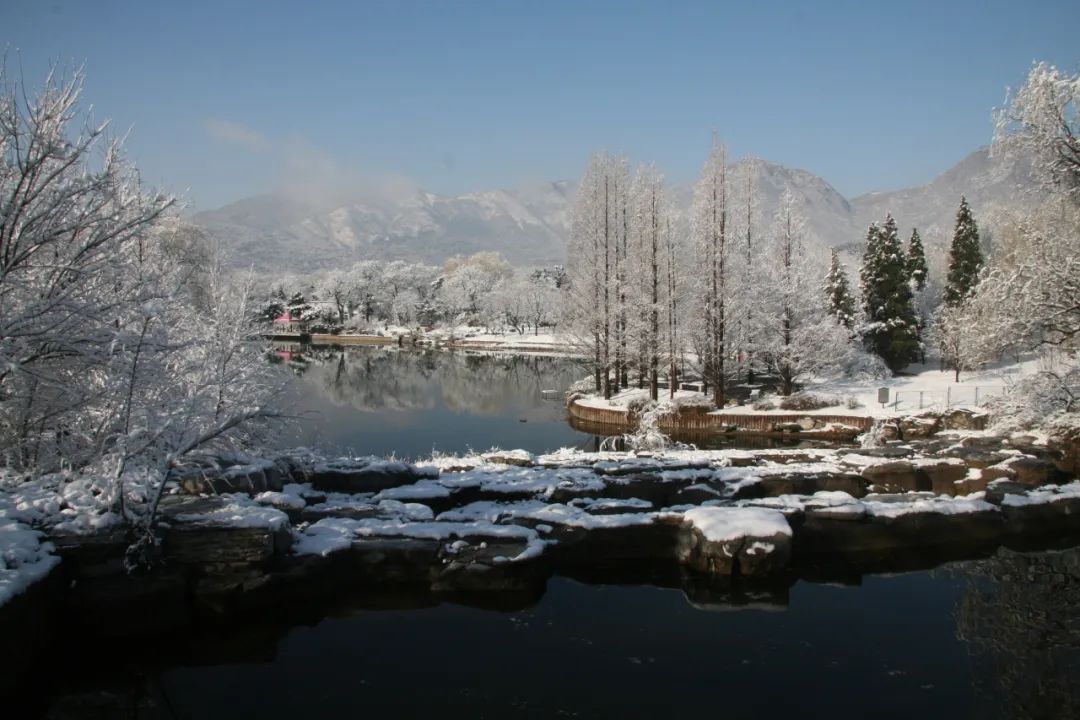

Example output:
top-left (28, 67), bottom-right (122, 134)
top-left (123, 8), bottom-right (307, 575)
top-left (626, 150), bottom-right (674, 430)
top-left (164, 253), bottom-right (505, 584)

top-left (287, 292), bottom-right (311, 319)
top-left (906, 228), bottom-right (928, 291)
top-left (944, 197), bottom-right (983, 305)
top-left (859, 215), bottom-right (920, 373)
top-left (824, 248), bottom-right (856, 330)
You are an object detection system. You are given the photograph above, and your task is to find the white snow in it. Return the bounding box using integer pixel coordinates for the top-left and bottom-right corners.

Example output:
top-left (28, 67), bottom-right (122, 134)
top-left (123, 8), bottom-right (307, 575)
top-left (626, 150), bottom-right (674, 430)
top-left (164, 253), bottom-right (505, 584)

top-left (683, 507), bottom-right (792, 542)
top-left (1000, 481), bottom-right (1080, 507)
top-left (173, 494), bottom-right (289, 530)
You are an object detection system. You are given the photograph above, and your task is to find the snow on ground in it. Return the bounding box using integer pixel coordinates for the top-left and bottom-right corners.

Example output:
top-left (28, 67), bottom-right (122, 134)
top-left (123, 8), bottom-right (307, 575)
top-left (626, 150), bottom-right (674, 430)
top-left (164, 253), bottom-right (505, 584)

top-left (0, 481), bottom-right (62, 607)
top-left (574, 357), bottom-right (1050, 420)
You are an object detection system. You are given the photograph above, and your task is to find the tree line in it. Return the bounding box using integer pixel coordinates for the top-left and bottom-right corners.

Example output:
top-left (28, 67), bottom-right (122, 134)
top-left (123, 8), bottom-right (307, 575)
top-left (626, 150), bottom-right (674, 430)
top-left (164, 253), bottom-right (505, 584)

top-left (562, 144), bottom-right (984, 403)
top-left (259, 253), bottom-right (564, 336)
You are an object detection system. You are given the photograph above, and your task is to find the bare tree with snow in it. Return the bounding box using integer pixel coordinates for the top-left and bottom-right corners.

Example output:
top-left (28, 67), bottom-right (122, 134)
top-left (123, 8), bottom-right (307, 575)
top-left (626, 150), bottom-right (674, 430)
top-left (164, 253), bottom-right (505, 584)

top-left (690, 138), bottom-right (731, 406)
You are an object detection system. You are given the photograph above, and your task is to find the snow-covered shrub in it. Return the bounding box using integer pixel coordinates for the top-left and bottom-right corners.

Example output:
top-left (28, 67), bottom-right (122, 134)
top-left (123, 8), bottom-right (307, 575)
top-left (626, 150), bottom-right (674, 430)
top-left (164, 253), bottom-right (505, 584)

top-left (670, 394), bottom-right (715, 411)
top-left (752, 399), bottom-right (777, 411)
top-left (985, 366), bottom-right (1080, 431)
top-left (845, 396), bottom-right (864, 410)
top-left (779, 393), bottom-right (839, 411)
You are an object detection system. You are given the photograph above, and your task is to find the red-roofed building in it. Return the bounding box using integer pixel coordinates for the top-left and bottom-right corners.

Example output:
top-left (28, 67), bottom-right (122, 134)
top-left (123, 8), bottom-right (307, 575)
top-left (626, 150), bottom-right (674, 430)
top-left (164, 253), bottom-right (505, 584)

top-left (272, 312), bottom-right (305, 334)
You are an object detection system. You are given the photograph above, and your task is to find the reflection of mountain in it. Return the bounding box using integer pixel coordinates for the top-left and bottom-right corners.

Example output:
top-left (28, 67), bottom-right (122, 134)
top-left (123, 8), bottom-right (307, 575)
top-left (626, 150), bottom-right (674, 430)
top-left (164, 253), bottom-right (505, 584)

top-left (954, 547), bottom-right (1080, 716)
top-left (290, 347), bottom-right (582, 416)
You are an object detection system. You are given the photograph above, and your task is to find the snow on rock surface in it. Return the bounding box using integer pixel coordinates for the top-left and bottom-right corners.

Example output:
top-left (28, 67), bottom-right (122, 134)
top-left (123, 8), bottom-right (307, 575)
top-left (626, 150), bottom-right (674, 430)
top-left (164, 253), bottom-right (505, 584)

top-left (170, 494), bottom-right (290, 531)
top-left (0, 491), bottom-right (61, 607)
top-left (683, 507), bottom-right (792, 543)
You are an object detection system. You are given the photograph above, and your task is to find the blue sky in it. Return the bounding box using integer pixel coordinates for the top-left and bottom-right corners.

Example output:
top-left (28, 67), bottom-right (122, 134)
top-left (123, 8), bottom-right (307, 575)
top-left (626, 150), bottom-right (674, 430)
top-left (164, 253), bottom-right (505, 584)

top-left (5, 0), bottom-right (1078, 210)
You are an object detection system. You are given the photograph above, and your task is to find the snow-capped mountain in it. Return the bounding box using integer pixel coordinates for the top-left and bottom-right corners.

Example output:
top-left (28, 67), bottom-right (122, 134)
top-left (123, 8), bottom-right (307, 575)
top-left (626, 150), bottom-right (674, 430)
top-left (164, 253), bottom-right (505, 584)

top-left (196, 182), bottom-right (573, 272)
top-left (195, 147), bottom-right (1034, 272)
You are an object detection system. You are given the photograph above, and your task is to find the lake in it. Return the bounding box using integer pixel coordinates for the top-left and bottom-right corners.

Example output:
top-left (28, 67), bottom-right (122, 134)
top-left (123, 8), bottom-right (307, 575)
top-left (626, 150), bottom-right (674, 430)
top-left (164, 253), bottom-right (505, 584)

top-left (270, 344), bottom-right (830, 458)
top-left (33, 545), bottom-right (1080, 718)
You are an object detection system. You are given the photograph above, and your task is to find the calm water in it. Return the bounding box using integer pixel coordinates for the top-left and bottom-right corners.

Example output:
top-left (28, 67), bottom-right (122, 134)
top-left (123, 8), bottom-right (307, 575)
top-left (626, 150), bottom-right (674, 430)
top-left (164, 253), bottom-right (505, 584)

top-left (270, 345), bottom-right (830, 459)
top-left (272, 344), bottom-right (592, 458)
top-left (37, 546), bottom-right (1080, 718)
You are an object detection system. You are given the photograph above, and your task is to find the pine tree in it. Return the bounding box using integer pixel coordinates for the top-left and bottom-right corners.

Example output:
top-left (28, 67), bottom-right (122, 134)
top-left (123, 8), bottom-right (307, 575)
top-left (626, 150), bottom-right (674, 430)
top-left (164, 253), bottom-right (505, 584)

top-left (906, 228), bottom-right (928, 291)
top-left (824, 248), bottom-right (856, 330)
top-left (944, 196), bottom-right (983, 305)
top-left (859, 215), bottom-right (920, 374)
top-left (287, 292), bottom-right (311, 319)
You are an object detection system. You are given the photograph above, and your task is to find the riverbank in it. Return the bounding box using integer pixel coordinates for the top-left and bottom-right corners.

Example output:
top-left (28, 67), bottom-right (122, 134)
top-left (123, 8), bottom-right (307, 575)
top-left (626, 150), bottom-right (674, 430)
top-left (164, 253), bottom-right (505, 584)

top-left (5, 430), bottom-right (1080, 663)
top-left (269, 328), bottom-right (580, 355)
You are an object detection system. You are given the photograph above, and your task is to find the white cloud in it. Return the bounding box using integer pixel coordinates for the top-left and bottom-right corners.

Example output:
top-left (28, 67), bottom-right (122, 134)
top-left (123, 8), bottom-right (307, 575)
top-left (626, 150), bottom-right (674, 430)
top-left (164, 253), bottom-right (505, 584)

top-left (202, 119), bottom-right (418, 208)
top-left (204, 118), bottom-right (269, 151)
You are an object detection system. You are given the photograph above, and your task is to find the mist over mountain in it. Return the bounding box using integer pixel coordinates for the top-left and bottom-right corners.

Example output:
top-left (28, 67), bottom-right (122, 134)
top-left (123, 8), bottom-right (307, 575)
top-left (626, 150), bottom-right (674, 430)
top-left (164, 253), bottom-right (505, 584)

top-left (195, 147), bottom-right (1035, 272)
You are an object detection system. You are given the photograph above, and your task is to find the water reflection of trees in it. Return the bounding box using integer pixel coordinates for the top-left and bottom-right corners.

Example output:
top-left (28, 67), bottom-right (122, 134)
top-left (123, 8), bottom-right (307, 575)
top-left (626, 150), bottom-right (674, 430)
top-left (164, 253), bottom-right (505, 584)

top-left (954, 546), bottom-right (1080, 718)
top-left (289, 347), bottom-right (581, 415)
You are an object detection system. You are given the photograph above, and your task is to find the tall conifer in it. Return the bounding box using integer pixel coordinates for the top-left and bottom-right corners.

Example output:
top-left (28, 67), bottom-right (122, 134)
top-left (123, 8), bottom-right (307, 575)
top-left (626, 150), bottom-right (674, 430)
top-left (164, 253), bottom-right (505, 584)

top-left (944, 197), bottom-right (983, 305)
top-left (859, 215), bottom-right (920, 373)
top-left (824, 248), bottom-right (856, 330)
top-left (906, 228), bottom-right (928, 291)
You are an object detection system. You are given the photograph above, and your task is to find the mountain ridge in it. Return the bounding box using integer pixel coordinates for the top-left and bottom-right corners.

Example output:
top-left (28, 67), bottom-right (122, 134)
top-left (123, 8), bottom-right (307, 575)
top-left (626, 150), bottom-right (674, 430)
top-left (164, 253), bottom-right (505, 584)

top-left (195, 147), bottom-right (1034, 272)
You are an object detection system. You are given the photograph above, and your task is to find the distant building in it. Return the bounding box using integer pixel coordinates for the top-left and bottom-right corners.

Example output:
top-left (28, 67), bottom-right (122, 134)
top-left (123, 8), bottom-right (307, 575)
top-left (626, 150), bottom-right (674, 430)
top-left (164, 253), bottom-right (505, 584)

top-left (272, 312), bottom-right (305, 334)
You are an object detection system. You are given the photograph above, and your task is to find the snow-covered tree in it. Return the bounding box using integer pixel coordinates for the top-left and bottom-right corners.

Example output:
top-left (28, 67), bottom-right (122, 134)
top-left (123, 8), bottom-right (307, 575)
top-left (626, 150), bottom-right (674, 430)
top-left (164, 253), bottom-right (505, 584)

top-left (440, 251), bottom-right (512, 322)
top-left (628, 163), bottom-right (669, 400)
top-left (754, 192), bottom-right (831, 395)
top-left (944, 197), bottom-right (983, 306)
top-left (564, 153), bottom-right (624, 397)
top-left (731, 158), bottom-right (762, 382)
top-left (690, 138), bottom-right (731, 406)
top-left (906, 228), bottom-right (928, 292)
top-left (287, 291), bottom-right (312, 320)
top-left (994, 61), bottom-right (1080, 202)
top-left (824, 248), bottom-right (857, 330)
top-left (522, 272), bottom-right (560, 335)
top-left (930, 300), bottom-right (982, 382)
top-left (0, 67), bottom-right (283, 564)
top-left (965, 199), bottom-right (1080, 353)
top-left (859, 216), bottom-right (920, 374)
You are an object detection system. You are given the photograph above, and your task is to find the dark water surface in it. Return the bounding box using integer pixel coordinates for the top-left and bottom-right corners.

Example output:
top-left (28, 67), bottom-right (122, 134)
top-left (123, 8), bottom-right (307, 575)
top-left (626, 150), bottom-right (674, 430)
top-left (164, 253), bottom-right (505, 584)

top-left (39, 546), bottom-right (1080, 719)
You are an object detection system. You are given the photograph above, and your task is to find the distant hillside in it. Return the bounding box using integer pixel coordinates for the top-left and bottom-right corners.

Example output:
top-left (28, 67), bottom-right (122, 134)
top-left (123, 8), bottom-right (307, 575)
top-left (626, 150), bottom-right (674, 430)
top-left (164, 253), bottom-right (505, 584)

top-left (195, 147), bottom-right (1036, 272)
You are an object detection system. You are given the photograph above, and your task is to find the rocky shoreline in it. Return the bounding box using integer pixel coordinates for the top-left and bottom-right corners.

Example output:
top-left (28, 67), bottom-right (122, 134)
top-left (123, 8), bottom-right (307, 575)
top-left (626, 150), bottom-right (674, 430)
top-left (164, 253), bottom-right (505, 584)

top-left (4, 431), bottom-right (1080, 698)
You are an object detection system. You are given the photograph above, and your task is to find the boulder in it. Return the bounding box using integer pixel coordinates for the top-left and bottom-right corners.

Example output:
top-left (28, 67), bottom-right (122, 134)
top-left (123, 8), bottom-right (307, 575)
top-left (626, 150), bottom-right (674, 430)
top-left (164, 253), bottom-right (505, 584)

top-left (899, 415), bottom-right (940, 439)
top-left (309, 457), bottom-right (438, 493)
top-left (1047, 427), bottom-right (1080, 476)
top-left (751, 472), bottom-right (867, 499)
top-left (984, 480), bottom-right (1032, 506)
top-left (481, 450), bottom-right (536, 467)
top-left (861, 461), bottom-right (919, 493)
top-left (838, 446), bottom-right (914, 459)
top-left (939, 409), bottom-right (988, 431)
top-left (1002, 456), bottom-right (1061, 488)
top-left (678, 507), bottom-right (792, 577)
top-left (916, 460), bottom-right (968, 494)
top-left (159, 496), bottom-right (291, 565)
top-left (946, 447), bottom-right (1011, 469)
